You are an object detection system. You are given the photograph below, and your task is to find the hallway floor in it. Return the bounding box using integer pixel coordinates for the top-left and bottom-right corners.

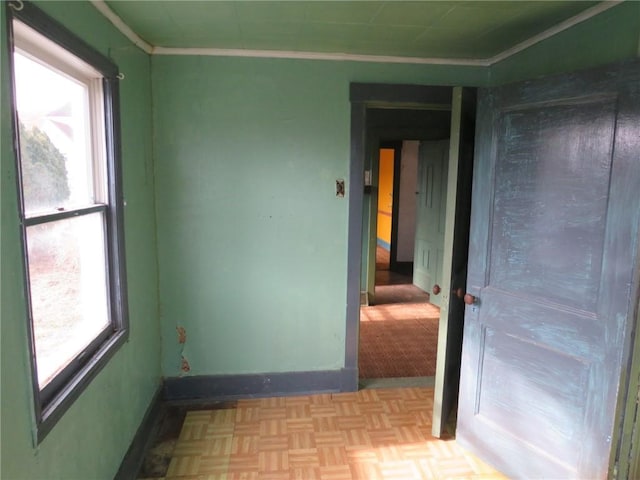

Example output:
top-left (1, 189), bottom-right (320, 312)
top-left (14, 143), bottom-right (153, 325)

top-left (138, 387), bottom-right (506, 480)
top-left (359, 247), bottom-right (438, 379)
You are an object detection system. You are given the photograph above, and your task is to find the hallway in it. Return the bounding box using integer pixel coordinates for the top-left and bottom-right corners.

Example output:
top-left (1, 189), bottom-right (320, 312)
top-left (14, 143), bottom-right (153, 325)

top-left (358, 248), bottom-right (438, 379)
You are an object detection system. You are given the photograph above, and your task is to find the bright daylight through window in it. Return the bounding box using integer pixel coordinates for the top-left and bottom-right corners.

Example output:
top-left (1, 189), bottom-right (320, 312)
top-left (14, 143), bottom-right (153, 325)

top-left (10, 2), bottom-right (128, 440)
top-left (15, 44), bottom-right (111, 389)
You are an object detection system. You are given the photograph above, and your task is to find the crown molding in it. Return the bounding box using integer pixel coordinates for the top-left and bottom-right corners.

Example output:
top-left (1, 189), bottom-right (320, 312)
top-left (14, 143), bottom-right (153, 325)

top-left (90, 0), bottom-right (153, 54)
top-left (151, 47), bottom-right (490, 66)
top-left (92, 0), bottom-right (621, 67)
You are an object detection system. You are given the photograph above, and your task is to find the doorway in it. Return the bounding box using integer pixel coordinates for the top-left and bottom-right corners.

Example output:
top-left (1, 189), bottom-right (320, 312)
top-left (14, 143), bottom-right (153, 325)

top-left (359, 141), bottom-right (441, 382)
top-left (350, 98), bottom-right (457, 389)
top-left (346, 85), bottom-right (476, 438)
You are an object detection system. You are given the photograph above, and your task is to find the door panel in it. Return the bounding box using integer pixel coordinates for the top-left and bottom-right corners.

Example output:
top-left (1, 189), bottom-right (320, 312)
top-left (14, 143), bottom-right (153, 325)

top-left (413, 139), bottom-right (448, 306)
top-left (457, 61), bottom-right (640, 479)
top-left (490, 99), bottom-right (616, 311)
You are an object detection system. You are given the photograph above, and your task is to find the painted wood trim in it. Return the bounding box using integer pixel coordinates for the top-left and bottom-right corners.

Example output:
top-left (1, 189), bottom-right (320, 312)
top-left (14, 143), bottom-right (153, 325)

top-left (376, 238), bottom-right (391, 250)
top-left (432, 86), bottom-right (463, 437)
top-left (350, 84), bottom-right (451, 106)
top-left (348, 84), bottom-right (458, 395)
top-left (611, 288), bottom-right (640, 478)
top-left (152, 46), bottom-right (490, 66)
top-left (345, 102), bottom-right (366, 387)
top-left (114, 385), bottom-right (164, 480)
top-left (388, 141), bottom-right (403, 271)
top-left (366, 132), bottom-right (380, 309)
top-left (89, 0), bottom-right (153, 54)
top-left (163, 369), bottom-right (352, 401)
top-left (14, 1), bottom-right (119, 77)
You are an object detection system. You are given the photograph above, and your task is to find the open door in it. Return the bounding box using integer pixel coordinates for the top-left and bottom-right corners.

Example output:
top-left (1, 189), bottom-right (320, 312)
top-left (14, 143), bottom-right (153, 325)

top-left (432, 87), bottom-right (475, 436)
top-left (457, 61), bottom-right (640, 478)
top-left (412, 139), bottom-right (448, 307)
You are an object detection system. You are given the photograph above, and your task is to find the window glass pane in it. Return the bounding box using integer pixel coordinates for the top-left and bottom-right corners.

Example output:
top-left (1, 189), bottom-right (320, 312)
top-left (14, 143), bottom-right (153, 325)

top-left (26, 213), bottom-right (110, 388)
top-left (14, 51), bottom-right (94, 215)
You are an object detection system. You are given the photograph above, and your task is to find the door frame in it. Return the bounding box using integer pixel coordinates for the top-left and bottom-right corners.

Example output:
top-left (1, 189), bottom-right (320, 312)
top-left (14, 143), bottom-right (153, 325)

top-left (345, 83), bottom-right (454, 389)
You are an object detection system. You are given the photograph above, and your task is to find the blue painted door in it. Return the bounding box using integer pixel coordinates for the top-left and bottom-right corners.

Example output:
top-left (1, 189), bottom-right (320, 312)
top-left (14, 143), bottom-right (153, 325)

top-left (412, 140), bottom-right (448, 307)
top-left (457, 61), bottom-right (640, 478)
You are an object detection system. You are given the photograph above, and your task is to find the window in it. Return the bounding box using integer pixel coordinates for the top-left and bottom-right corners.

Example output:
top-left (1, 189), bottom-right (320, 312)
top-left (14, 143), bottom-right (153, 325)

top-left (7, 1), bottom-right (128, 441)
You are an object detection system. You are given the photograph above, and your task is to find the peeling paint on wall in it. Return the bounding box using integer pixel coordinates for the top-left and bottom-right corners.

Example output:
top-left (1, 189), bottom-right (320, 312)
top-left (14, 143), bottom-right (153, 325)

top-left (180, 355), bottom-right (191, 373)
top-left (176, 326), bottom-right (190, 375)
top-left (176, 326), bottom-right (186, 344)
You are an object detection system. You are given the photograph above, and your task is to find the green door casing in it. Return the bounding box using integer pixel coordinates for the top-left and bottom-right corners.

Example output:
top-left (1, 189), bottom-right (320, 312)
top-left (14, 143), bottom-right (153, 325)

top-left (457, 61), bottom-right (640, 478)
top-left (432, 87), bottom-right (475, 437)
top-left (412, 139), bottom-right (448, 307)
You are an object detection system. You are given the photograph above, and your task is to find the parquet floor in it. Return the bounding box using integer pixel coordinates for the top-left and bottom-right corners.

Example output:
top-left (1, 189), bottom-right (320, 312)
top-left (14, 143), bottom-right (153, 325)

top-left (152, 387), bottom-right (506, 480)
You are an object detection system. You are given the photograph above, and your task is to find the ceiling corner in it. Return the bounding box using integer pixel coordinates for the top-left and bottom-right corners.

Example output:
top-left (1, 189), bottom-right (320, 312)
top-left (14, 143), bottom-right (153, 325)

top-left (90, 0), bottom-right (154, 54)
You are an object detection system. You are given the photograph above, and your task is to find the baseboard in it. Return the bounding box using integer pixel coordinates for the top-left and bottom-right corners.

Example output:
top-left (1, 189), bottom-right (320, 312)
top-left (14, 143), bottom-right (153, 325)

top-left (163, 369), bottom-right (354, 401)
top-left (376, 238), bottom-right (391, 250)
top-left (340, 366), bottom-right (359, 392)
top-left (393, 261), bottom-right (413, 275)
top-left (114, 384), bottom-right (163, 480)
top-left (360, 291), bottom-right (368, 305)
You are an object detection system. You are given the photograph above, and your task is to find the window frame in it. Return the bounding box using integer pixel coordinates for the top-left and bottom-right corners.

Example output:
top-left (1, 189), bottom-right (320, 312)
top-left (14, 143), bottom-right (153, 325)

top-left (6, 1), bottom-right (129, 442)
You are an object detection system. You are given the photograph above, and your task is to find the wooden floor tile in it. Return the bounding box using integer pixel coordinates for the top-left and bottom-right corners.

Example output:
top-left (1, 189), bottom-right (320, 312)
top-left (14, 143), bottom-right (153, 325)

top-left (286, 418), bottom-right (314, 433)
top-left (231, 434), bottom-right (259, 455)
top-left (320, 464), bottom-right (353, 480)
top-left (378, 459), bottom-right (423, 480)
top-left (259, 419), bottom-right (287, 436)
top-left (348, 460), bottom-right (383, 480)
top-left (317, 445), bottom-right (348, 467)
top-left (166, 455), bottom-right (201, 477)
top-left (288, 431), bottom-right (315, 449)
top-left (289, 465), bottom-right (321, 480)
top-left (235, 406), bottom-right (260, 424)
top-left (310, 404), bottom-right (336, 417)
top-left (258, 450), bottom-right (289, 472)
top-left (288, 448), bottom-right (320, 468)
top-left (259, 435), bottom-right (288, 451)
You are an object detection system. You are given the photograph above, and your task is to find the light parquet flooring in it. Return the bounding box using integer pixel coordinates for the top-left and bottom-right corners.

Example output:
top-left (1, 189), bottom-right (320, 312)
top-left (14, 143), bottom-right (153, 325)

top-left (155, 387), bottom-right (507, 480)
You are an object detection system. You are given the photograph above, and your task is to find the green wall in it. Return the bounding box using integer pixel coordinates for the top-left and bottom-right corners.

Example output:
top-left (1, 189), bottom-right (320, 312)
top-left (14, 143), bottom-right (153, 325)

top-left (489, 1), bottom-right (640, 84)
top-left (152, 1), bottom-right (640, 381)
top-left (152, 57), bottom-right (487, 377)
top-left (0, 2), bottom-right (160, 479)
top-left (1, 1), bottom-right (638, 478)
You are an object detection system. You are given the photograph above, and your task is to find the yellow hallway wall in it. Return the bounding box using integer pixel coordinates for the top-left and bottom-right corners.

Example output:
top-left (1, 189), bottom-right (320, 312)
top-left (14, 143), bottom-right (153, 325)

top-left (377, 148), bottom-right (394, 248)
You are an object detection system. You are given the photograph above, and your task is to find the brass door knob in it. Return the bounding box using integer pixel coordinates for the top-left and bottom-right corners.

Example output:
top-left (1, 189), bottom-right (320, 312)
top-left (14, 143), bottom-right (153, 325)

top-left (432, 284), bottom-right (441, 295)
top-left (454, 288), bottom-right (464, 299)
top-left (463, 294), bottom-right (477, 305)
